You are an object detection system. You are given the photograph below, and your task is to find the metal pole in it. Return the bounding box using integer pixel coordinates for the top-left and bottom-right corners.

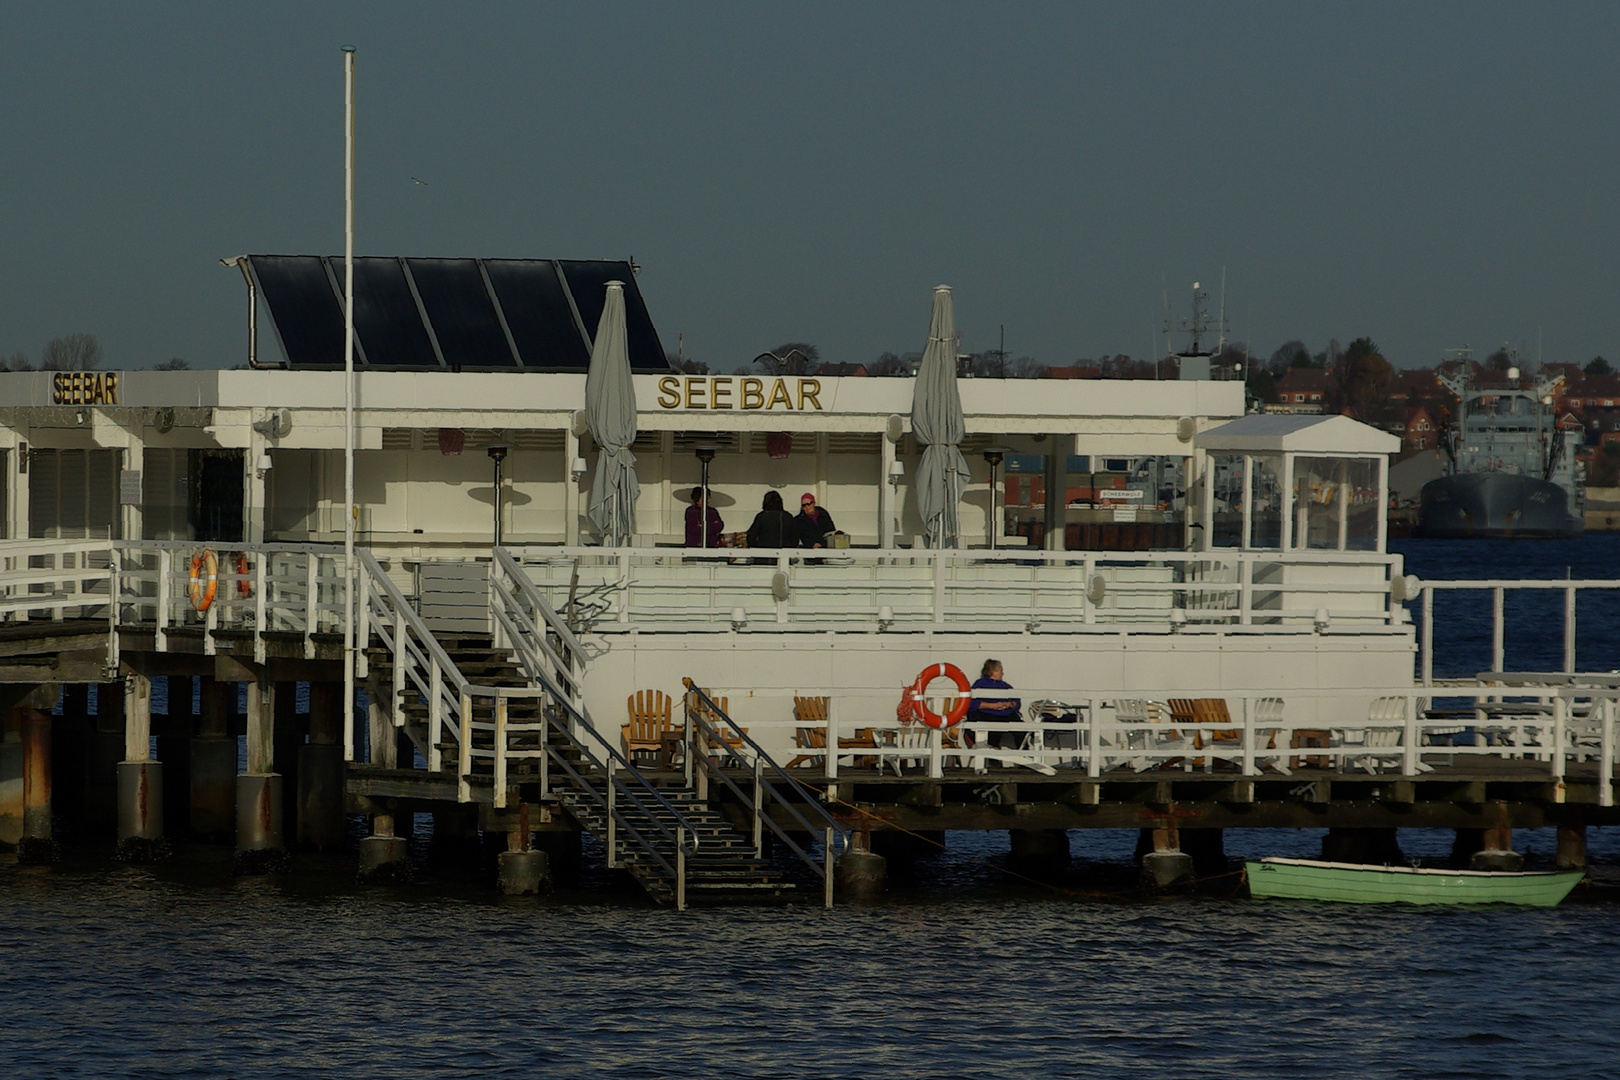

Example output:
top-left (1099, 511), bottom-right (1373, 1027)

top-left (493, 455), bottom-right (504, 546)
top-left (341, 45), bottom-right (357, 763)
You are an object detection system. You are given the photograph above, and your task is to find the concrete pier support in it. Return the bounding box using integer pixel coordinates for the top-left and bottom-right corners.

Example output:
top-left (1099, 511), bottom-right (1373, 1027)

top-left (191, 680), bottom-right (236, 839)
top-left (1556, 818), bottom-right (1587, 870)
top-left (834, 818), bottom-right (887, 900)
top-left (1322, 827), bottom-right (1404, 866)
top-left (1470, 803), bottom-right (1523, 872)
top-left (1009, 828), bottom-right (1070, 864)
top-left (358, 814), bottom-right (411, 884)
top-left (297, 682), bottom-right (346, 851)
top-left (19, 708), bottom-right (55, 864)
top-left (1, 708), bottom-right (22, 847)
top-left (496, 805), bottom-right (550, 895)
top-left (116, 675), bottom-right (167, 861)
top-left (234, 677), bottom-right (287, 873)
top-left (1137, 815), bottom-right (1193, 888)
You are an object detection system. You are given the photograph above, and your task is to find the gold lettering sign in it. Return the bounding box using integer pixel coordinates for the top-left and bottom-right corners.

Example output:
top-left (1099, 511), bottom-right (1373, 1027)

top-left (657, 375), bottom-right (822, 411)
top-left (52, 371), bottom-right (119, 406)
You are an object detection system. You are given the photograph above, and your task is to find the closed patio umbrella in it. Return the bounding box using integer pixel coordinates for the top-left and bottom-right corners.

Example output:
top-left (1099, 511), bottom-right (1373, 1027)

top-left (910, 285), bottom-right (972, 547)
top-left (585, 281), bottom-right (639, 545)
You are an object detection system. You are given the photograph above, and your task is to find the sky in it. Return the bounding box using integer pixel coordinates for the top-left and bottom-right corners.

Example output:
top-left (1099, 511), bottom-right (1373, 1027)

top-left (1, 3), bottom-right (1617, 373)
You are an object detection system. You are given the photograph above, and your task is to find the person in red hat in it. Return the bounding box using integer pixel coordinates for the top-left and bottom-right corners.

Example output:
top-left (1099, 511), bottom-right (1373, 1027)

top-left (794, 492), bottom-right (837, 548)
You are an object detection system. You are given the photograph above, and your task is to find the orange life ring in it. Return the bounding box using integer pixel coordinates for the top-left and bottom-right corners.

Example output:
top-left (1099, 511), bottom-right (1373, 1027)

top-left (911, 662), bottom-right (971, 729)
top-left (187, 549), bottom-right (219, 612)
top-left (232, 552), bottom-right (252, 598)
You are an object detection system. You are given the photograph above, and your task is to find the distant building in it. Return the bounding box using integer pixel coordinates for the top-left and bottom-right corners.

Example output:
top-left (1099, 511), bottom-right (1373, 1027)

top-left (1265, 368), bottom-right (1330, 414)
top-left (1391, 405), bottom-right (1437, 454)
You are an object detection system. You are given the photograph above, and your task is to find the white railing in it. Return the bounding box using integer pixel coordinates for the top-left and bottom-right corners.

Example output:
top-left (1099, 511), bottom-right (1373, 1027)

top-left (490, 547), bottom-right (588, 714)
top-left (690, 683), bottom-right (1618, 795)
top-left (507, 545), bottom-right (1408, 632)
top-left (0, 539), bottom-right (119, 622)
top-left (1415, 577), bottom-right (1620, 685)
top-left (115, 540), bottom-right (348, 663)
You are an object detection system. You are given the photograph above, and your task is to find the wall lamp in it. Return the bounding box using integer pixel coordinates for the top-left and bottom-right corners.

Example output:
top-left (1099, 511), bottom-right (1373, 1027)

top-left (730, 606), bottom-right (749, 631)
top-left (887, 459), bottom-right (906, 485)
top-left (877, 605), bottom-right (895, 631)
top-left (570, 456), bottom-right (588, 481)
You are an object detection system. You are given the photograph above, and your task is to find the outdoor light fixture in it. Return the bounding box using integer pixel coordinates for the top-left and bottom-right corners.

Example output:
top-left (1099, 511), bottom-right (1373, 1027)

top-left (983, 447), bottom-right (1008, 550)
top-left (570, 456), bottom-right (588, 480)
top-left (695, 445), bottom-right (717, 549)
top-left (887, 459), bottom-right (906, 485)
top-left (730, 607), bottom-right (748, 631)
top-left (1314, 608), bottom-right (1332, 634)
top-left (1169, 608), bottom-right (1187, 632)
top-left (877, 605), bottom-right (895, 630)
top-left (487, 443), bottom-right (510, 547)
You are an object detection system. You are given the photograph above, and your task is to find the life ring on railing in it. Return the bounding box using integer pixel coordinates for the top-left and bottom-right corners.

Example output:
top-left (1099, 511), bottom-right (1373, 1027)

top-left (187, 549), bottom-right (219, 612)
top-left (911, 662), bottom-right (971, 729)
top-left (232, 552), bottom-right (252, 598)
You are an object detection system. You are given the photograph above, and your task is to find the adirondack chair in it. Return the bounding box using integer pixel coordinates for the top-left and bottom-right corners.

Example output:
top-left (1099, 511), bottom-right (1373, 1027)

top-left (1342, 696), bottom-right (1430, 775)
top-left (1119, 699), bottom-right (1181, 771)
top-left (1254, 697), bottom-right (1290, 774)
top-left (622, 689), bottom-right (674, 766)
top-left (686, 689), bottom-right (747, 765)
top-left (787, 695), bottom-right (877, 769)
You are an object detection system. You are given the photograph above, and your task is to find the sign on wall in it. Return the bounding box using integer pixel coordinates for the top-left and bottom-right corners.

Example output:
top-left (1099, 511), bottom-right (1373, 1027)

top-left (656, 375), bottom-right (823, 411)
top-left (52, 371), bottom-right (119, 405)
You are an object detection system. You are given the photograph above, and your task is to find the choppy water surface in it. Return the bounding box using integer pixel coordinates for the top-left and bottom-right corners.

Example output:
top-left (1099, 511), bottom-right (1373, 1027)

top-left (5, 535), bottom-right (1620, 1078)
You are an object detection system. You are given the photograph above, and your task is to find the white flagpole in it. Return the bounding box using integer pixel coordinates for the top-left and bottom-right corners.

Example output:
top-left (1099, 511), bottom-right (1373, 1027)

top-left (342, 45), bottom-right (357, 762)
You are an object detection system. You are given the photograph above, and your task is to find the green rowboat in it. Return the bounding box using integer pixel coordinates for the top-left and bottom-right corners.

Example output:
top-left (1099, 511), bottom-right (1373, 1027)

top-left (1246, 857), bottom-right (1583, 907)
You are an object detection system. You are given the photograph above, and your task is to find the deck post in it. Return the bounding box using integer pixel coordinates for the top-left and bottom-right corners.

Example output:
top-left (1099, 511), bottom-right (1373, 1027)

top-left (297, 681), bottom-right (346, 851)
top-left (1563, 585), bottom-right (1576, 673)
top-left (235, 674), bottom-right (286, 872)
top-left (116, 673), bottom-right (165, 860)
top-left (1601, 699), bottom-right (1614, 809)
top-left (190, 679), bottom-right (236, 839)
top-left (0, 708), bottom-right (22, 847)
top-left (1421, 587), bottom-right (1434, 687)
top-left (1491, 586), bottom-right (1505, 676)
top-left (19, 707), bottom-right (55, 863)
top-left (834, 815), bottom-right (886, 900)
top-left (1556, 812), bottom-right (1586, 870)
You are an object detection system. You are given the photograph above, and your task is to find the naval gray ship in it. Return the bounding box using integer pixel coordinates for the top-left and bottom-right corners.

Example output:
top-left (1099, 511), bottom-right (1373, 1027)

top-left (1417, 358), bottom-right (1583, 538)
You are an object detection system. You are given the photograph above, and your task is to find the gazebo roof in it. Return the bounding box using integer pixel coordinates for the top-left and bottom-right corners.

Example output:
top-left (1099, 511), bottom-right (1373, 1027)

top-left (1194, 413), bottom-right (1399, 455)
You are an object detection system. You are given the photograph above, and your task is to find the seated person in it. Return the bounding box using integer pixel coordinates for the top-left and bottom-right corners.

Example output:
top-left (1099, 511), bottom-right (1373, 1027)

top-left (968, 659), bottom-right (1021, 749)
top-left (684, 486), bottom-right (724, 548)
top-left (746, 490), bottom-right (797, 549)
top-left (795, 492), bottom-right (837, 548)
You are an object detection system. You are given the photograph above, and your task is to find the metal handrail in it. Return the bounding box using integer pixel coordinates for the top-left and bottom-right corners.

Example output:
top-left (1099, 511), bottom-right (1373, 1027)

top-left (681, 679), bottom-right (850, 854)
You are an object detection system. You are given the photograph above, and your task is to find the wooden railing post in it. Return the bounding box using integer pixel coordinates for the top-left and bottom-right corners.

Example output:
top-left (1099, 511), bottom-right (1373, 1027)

top-left (494, 694), bottom-right (509, 808)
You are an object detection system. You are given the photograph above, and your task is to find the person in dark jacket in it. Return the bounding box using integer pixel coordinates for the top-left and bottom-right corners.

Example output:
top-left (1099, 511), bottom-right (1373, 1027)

top-left (795, 492), bottom-right (837, 548)
top-left (968, 659), bottom-right (1022, 749)
top-left (747, 490), bottom-right (796, 549)
top-left (684, 486), bottom-right (724, 548)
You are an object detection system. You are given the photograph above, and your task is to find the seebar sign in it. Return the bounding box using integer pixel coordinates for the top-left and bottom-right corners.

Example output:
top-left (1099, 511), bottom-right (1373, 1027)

top-left (656, 375), bottom-right (822, 411)
top-left (52, 371), bottom-right (119, 405)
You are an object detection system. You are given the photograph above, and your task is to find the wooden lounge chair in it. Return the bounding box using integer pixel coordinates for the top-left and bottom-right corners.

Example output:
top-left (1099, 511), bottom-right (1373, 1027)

top-left (787, 695), bottom-right (877, 769)
top-left (622, 689), bottom-right (673, 766)
top-left (686, 689), bottom-right (747, 764)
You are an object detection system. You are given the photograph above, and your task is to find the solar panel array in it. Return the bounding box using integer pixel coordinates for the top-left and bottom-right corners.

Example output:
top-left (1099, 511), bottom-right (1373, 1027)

top-left (242, 256), bottom-right (669, 372)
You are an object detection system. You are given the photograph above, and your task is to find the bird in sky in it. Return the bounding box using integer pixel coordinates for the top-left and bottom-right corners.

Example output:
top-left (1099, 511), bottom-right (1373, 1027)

top-left (411, 176), bottom-right (428, 186)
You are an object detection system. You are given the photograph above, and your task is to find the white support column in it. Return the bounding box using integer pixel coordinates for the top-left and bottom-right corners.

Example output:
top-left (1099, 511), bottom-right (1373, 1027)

top-left (1281, 454), bottom-right (1296, 551)
top-left (244, 431), bottom-right (267, 545)
top-left (879, 433), bottom-right (896, 549)
top-left (1240, 454), bottom-right (1253, 550)
top-left (1375, 454), bottom-right (1390, 553)
top-left (9, 426), bottom-right (29, 541)
top-left (123, 435), bottom-right (145, 543)
top-left (564, 427), bottom-right (581, 546)
top-left (245, 676), bottom-right (275, 775)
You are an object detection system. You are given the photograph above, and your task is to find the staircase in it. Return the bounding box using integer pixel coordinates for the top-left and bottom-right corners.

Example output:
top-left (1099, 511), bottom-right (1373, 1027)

top-left (366, 630), bottom-right (797, 905)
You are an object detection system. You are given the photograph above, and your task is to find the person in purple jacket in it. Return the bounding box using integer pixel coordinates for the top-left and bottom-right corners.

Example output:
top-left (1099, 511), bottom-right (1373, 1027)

top-left (684, 486), bottom-right (724, 548)
top-left (968, 659), bottom-right (1022, 749)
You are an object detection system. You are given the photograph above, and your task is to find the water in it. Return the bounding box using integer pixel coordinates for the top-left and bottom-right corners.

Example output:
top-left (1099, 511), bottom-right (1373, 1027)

top-left (5, 534), bottom-right (1620, 1078)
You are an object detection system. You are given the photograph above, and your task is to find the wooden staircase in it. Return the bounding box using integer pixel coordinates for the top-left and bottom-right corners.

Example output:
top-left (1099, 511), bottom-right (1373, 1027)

top-left (366, 632), bottom-right (797, 905)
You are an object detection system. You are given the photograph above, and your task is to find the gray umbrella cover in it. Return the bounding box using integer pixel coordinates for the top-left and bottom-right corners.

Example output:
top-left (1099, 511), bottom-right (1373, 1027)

top-left (910, 285), bottom-right (972, 547)
top-left (584, 282), bottom-right (640, 545)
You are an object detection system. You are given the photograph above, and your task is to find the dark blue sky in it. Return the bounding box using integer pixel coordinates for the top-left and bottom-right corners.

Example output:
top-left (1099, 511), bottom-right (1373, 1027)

top-left (1, 3), bottom-right (1616, 372)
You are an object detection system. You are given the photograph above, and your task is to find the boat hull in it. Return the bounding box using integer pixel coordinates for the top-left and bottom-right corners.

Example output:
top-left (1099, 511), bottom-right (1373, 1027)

top-left (1245, 858), bottom-right (1583, 906)
top-left (1415, 472), bottom-right (1582, 539)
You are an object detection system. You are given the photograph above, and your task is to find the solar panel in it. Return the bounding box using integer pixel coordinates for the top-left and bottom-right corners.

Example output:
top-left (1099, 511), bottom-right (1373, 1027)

top-left (243, 255), bottom-right (667, 371)
top-left (405, 258), bottom-right (518, 369)
top-left (482, 259), bottom-right (590, 370)
top-left (558, 260), bottom-right (669, 371)
top-left (249, 256), bottom-right (345, 369)
top-left (350, 258), bottom-right (440, 368)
